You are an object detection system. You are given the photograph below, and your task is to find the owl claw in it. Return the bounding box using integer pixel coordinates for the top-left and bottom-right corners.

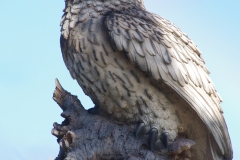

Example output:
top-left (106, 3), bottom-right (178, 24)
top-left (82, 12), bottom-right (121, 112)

top-left (135, 123), bottom-right (168, 150)
top-left (135, 122), bottom-right (146, 138)
top-left (149, 128), bottom-right (158, 151)
top-left (160, 131), bottom-right (169, 148)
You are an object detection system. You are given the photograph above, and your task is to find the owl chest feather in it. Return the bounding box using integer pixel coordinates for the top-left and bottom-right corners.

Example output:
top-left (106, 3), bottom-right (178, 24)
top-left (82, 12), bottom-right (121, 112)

top-left (62, 18), bottom-right (180, 138)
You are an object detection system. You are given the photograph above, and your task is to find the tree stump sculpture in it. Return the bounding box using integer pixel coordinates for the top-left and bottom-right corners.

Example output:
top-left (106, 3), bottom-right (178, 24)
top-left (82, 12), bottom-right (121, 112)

top-left (52, 79), bottom-right (195, 160)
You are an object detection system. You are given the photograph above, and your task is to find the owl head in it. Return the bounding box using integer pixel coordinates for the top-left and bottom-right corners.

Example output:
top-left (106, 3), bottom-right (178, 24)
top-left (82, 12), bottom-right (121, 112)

top-left (67, 0), bottom-right (145, 9)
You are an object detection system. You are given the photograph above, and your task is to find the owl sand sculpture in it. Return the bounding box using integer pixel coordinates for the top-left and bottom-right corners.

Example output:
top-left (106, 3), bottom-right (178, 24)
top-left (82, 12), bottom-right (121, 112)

top-left (56, 0), bottom-right (233, 159)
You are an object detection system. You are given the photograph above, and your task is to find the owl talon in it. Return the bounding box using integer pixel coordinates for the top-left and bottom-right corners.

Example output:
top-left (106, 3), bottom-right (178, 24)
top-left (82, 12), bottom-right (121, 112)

top-left (135, 122), bottom-right (146, 138)
top-left (149, 128), bottom-right (158, 151)
top-left (160, 131), bottom-right (169, 148)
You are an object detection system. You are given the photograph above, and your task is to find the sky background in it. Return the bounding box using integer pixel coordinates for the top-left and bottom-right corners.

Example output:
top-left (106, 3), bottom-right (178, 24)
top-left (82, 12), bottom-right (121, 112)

top-left (0, 0), bottom-right (239, 159)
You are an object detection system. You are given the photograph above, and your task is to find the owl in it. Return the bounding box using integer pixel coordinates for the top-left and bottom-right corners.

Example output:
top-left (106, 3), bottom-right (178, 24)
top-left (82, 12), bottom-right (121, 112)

top-left (60, 0), bottom-right (232, 159)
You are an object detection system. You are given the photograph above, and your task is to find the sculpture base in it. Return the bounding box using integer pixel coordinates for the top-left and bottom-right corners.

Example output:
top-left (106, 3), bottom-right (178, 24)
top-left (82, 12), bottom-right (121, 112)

top-left (52, 79), bottom-right (195, 160)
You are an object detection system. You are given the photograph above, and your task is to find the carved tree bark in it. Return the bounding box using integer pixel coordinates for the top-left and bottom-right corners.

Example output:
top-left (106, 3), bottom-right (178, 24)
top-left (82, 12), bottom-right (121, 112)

top-left (52, 79), bottom-right (195, 160)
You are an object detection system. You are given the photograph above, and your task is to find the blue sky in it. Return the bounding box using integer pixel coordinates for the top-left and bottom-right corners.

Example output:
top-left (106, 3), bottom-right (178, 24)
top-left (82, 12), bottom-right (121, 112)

top-left (0, 1), bottom-right (239, 159)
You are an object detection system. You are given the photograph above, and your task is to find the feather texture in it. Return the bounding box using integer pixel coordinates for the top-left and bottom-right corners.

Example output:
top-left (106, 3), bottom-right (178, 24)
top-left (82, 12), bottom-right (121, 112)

top-left (105, 9), bottom-right (232, 159)
top-left (60, 1), bottom-right (232, 159)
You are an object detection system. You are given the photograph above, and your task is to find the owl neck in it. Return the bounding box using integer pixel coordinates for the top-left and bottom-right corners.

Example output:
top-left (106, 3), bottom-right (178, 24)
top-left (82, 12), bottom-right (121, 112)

top-left (61, 0), bottom-right (145, 39)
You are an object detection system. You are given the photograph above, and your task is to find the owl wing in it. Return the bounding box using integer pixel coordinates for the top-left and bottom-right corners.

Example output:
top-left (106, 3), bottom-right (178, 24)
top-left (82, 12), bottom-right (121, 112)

top-left (104, 8), bottom-right (232, 159)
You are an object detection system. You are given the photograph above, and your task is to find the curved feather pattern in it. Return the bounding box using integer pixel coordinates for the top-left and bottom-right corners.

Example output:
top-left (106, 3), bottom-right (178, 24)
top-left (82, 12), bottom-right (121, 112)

top-left (151, 40), bottom-right (162, 55)
top-left (60, 2), bottom-right (232, 158)
top-left (168, 47), bottom-right (181, 63)
top-left (144, 38), bottom-right (156, 56)
top-left (130, 29), bottom-right (145, 43)
top-left (168, 33), bottom-right (178, 44)
top-left (121, 35), bottom-right (130, 52)
top-left (134, 49), bottom-right (148, 72)
top-left (184, 61), bottom-right (198, 87)
top-left (132, 39), bottom-right (145, 57)
top-left (145, 51), bottom-right (161, 80)
top-left (178, 46), bottom-right (191, 62)
top-left (112, 33), bottom-right (123, 51)
top-left (121, 29), bottom-right (131, 40)
top-left (73, 39), bottom-right (80, 53)
top-left (177, 61), bottom-right (189, 84)
top-left (127, 42), bottom-right (136, 62)
top-left (167, 63), bottom-right (178, 81)
top-left (171, 58), bottom-right (185, 87)
top-left (137, 25), bottom-right (149, 38)
top-left (153, 55), bottom-right (168, 82)
top-left (105, 10), bottom-right (232, 159)
top-left (190, 61), bottom-right (201, 87)
top-left (154, 53), bottom-right (168, 74)
top-left (172, 43), bottom-right (189, 63)
top-left (159, 44), bottom-right (172, 64)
